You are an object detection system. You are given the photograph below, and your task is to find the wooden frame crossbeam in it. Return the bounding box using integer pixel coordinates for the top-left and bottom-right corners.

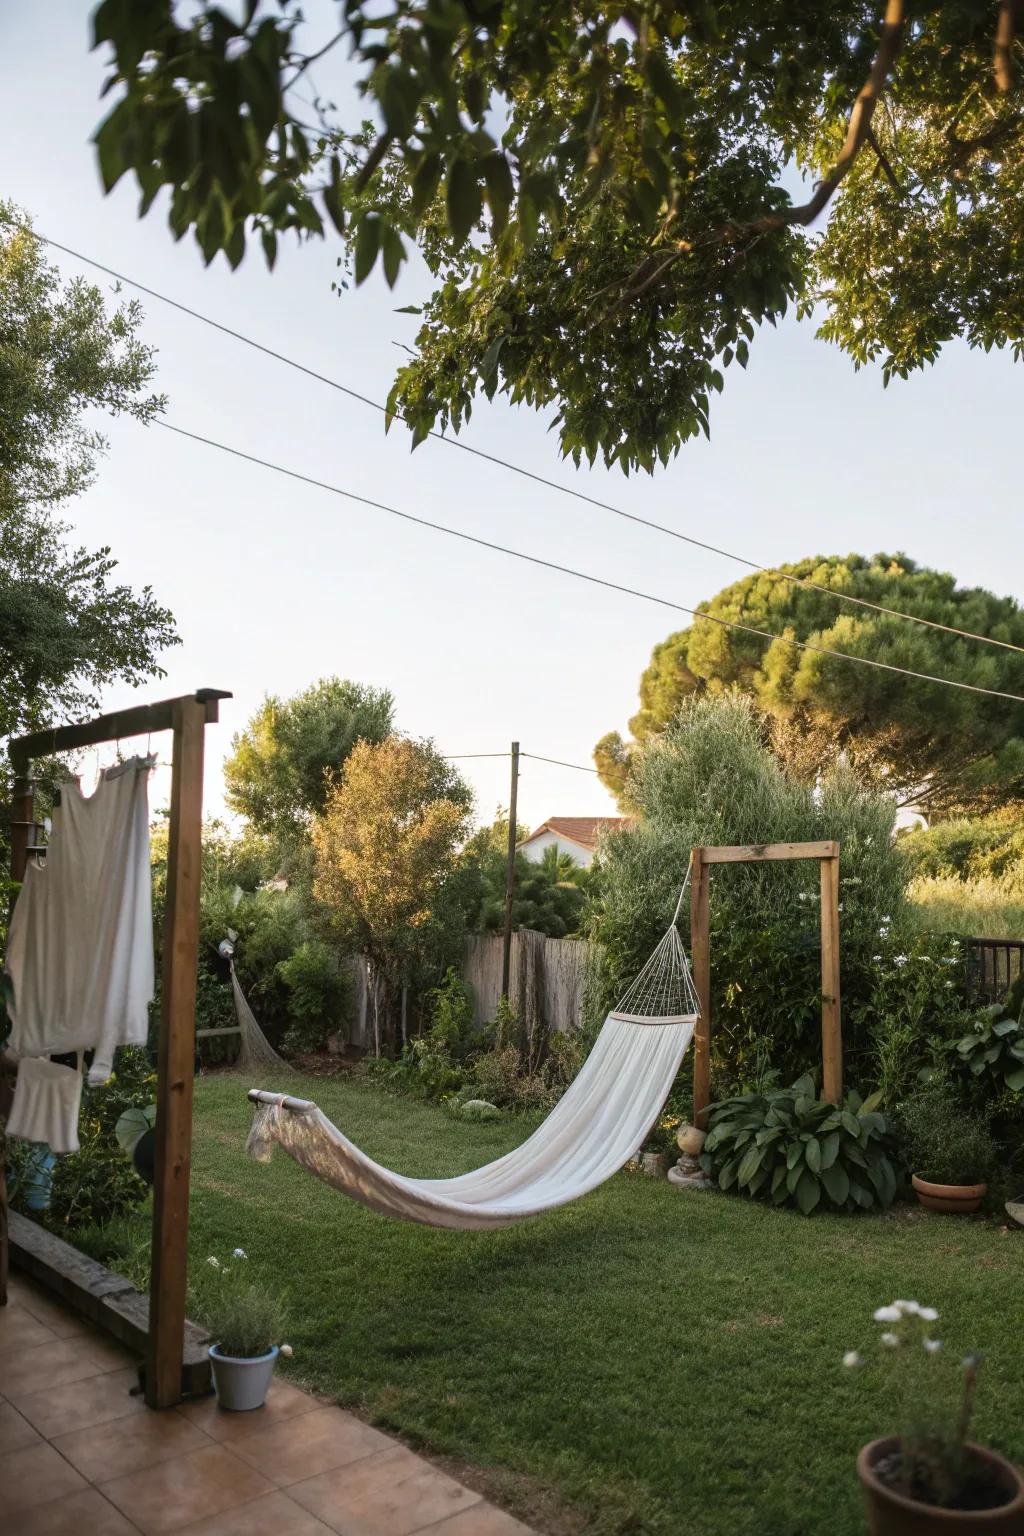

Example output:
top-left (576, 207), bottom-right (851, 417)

top-left (3, 688), bottom-right (230, 1412)
top-left (690, 840), bottom-right (842, 1128)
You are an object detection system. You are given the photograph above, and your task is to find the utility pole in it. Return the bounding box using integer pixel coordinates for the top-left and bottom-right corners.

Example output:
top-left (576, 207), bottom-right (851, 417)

top-left (501, 741), bottom-right (520, 998)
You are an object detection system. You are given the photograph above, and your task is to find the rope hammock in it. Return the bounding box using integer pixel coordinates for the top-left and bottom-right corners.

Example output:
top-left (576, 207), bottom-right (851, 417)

top-left (245, 871), bottom-right (698, 1230)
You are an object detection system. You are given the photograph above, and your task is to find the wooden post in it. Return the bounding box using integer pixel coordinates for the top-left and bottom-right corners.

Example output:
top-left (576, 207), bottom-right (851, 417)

top-left (500, 741), bottom-right (520, 998)
top-left (820, 851), bottom-right (843, 1104)
top-left (690, 850), bottom-right (712, 1128)
top-left (147, 697), bottom-right (206, 1408)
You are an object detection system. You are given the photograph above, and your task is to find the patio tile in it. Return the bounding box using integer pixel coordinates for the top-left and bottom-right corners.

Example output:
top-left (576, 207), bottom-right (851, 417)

top-left (175, 1379), bottom-right (321, 1443)
top-left (11, 1283), bottom-right (93, 1337)
top-left (0, 1438), bottom-right (90, 1516)
top-left (423, 1504), bottom-right (537, 1535)
top-left (0, 1303), bottom-right (59, 1354)
top-left (0, 1397), bottom-right (44, 1453)
top-left (54, 1405), bottom-right (210, 1481)
top-left (2, 1333), bottom-right (131, 1400)
top-left (13, 1486), bottom-right (142, 1536)
top-left (229, 1405), bottom-right (393, 1486)
top-left (100, 1442), bottom-right (274, 1534)
top-left (14, 1366), bottom-right (146, 1439)
top-left (176, 1488), bottom-right (337, 1534)
top-left (288, 1443), bottom-right (482, 1536)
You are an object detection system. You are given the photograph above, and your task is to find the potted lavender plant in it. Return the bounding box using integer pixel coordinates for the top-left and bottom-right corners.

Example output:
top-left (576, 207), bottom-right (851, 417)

top-left (201, 1250), bottom-right (291, 1411)
top-left (846, 1299), bottom-right (1024, 1532)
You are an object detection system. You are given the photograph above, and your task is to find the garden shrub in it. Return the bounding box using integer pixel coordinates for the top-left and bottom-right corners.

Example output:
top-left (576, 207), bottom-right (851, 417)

top-left (14, 1047), bottom-right (158, 1231)
top-left (949, 1003), bottom-right (1024, 1095)
top-left (897, 1078), bottom-right (997, 1185)
top-left (700, 1074), bottom-right (901, 1214)
top-left (276, 940), bottom-right (352, 1054)
top-left (588, 694), bottom-right (928, 1092)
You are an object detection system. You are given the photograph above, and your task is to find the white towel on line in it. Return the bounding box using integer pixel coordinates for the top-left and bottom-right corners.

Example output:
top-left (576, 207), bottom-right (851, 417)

top-left (5, 1056), bottom-right (83, 1154)
top-left (5, 758), bottom-right (155, 1084)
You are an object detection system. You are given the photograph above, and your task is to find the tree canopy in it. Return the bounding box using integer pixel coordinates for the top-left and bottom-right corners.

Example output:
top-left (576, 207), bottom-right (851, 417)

top-left (0, 207), bottom-right (177, 751)
top-left (595, 554), bottom-right (1024, 816)
top-left (91, 2), bottom-right (1023, 472)
top-left (224, 676), bottom-right (395, 841)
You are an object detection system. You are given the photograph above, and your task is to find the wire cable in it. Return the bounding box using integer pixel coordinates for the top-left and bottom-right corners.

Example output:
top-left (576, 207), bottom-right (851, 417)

top-left (16, 221), bottom-right (1024, 660)
top-left (153, 418), bottom-right (1024, 706)
top-left (521, 752), bottom-right (598, 774)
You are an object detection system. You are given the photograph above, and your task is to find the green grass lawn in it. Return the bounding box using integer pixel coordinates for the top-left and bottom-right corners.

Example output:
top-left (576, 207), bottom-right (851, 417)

top-left (174, 1070), bottom-right (1023, 1536)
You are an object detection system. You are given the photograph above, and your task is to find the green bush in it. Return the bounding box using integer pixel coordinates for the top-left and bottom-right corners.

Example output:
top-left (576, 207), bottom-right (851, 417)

top-left (897, 1079), bottom-right (997, 1185)
top-left (276, 940), bottom-right (351, 1054)
top-left (701, 1074), bottom-right (901, 1214)
top-left (589, 694), bottom-right (919, 1091)
top-left (195, 1250), bottom-right (287, 1358)
top-left (950, 1004), bottom-right (1024, 1095)
top-left (849, 931), bottom-right (970, 1104)
top-left (17, 1048), bottom-right (157, 1231)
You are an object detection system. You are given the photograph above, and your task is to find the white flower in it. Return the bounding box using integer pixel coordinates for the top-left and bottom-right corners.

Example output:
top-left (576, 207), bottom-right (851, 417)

top-left (881, 1332), bottom-right (901, 1348)
top-left (874, 1305), bottom-right (902, 1322)
top-left (918, 1307), bottom-right (939, 1322)
top-left (893, 1300), bottom-right (920, 1316)
top-left (232, 1248), bottom-right (247, 1260)
top-left (280, 1343), bottom-right (293, 1358)
top-left (893, 955), bottom-right (907, 967)
top-left (872, 955), bottom-right (883, 963)
top-left (207, 1256), bottom-right (220, 1269)
top-left (842, 1350), bottom-right (863, 1369)
top-left (924, 1339), bottom-right (943, 1354)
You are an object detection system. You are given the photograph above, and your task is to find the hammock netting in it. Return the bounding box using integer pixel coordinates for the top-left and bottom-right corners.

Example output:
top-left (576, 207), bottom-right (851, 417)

top-left (245, 895), bottom-right (699, 1230)
top-left (231, 963), bottom-right (293, 1076)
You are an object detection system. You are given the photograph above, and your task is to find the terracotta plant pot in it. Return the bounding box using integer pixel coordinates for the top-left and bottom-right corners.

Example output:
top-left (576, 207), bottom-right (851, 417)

top-left (858, 1437), bottom-right (1024, 1534)
top-left (912, 1174), bottom-right (987, 1215)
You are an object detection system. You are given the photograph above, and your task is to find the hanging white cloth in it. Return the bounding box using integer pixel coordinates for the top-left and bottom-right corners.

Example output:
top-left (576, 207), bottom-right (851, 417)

top-left (5, 1056), bottom-right (83, 1154)
top-left (5, 758), bottom-right (154, 1084)
top-left (247, 917), bottom-right (700, 1230)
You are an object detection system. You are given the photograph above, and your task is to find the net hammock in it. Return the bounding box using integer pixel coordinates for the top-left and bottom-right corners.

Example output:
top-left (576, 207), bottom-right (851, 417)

top-left (245, 869), bottom-right (699, 1230)
top-left (231, 963), bottom-right (293, 1075)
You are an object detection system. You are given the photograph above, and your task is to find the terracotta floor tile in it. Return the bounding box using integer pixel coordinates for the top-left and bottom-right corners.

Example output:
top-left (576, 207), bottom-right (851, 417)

top-left (11, 1283), bottom-right (93, 1337)
top-left (100, 1442), bottom-right (274, 1535)
top-left (0, 1396), bottom-right (43, 1454)
top-left (54, 1405), bottom-right (210, 1481)
top-left (2, 1333), bottom-right (131, 1401)
top-left (175, 1488), bottom-right (337, 1534)
top-left (422, 1504), bottom-right (537, 1536)
top-left (0, 1438), bottom-right (90, 1516)
top-left (287, 1444), bottom-right (481, 1536)
top-left (175, 1380), bottom-right (321, 1444)
top-left (14, 1366), bottom-right (145, 1439)
top-left (0, 1304), bottom-right (59, 1355)
top-left (13, 1486), bottom-right (142, 1536)
top-left (228, 1405), bottom-right (393, 1487)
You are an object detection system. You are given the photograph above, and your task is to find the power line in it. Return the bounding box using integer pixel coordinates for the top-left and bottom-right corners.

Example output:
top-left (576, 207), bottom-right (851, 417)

top-left (154, 418), bottom-right (1024, 706)
top-left (522, 752), bottom-right (598, 774)
top-left (445, 750), bottom-right (599, 773)
top-left (15, 221), bottom-right (1024, 661)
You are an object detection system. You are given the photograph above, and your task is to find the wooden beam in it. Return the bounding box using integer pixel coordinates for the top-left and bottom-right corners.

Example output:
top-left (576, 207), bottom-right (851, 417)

top-left (8, 689), bottom-right (231, 766)
top-left (820, 854), bottom-right (843, 1104)
top-left (700, 841), bottom-right (839, 864)
top-left (690, 850), bottom-right (712, 1128)
top-left (147, 697), bottom-right (206, 1409)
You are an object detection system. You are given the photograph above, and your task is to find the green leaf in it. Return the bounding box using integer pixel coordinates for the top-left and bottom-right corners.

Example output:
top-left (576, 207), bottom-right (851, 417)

top-left (859, 1089), bottom-right (883, 1115)
top-left (115, 1104), bottom-right (155, 1155)
top-left (819, 1132), bottom-right (841, 1170)
top-left (786, 1141), bottom-right (803, 1170)
top-left (737, 1143), bottom-right (764, 1187)
top-left (1005, 1067), bottom-right (1024, 1091)
top-left (805, 1137), bottom-right (822, 1174)
top-left (840, 1110), bottom-right (861, 1137)
top-left (381, 223), bottom-right (405, 288)
top-left (795, 1170), bottom-right (821, 1215)
top-left (411, 151), bottom-right (443, 217)
top-left (354, 215), bottom-right (381, 285)
top-left (992, 1017), bottom-right (1019, 1037)
top-left (446, 158), bottom-right (481, 245)
top-left (820, 1161), bottom-right (850, 1206)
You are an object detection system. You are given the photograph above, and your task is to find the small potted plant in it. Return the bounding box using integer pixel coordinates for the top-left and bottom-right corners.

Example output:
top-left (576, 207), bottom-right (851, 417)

top-left (898, 1081), bottom-right (995, 1214)
top-left (638, 1113), bottom-right (681, 1177)
top-left (847, 1299), bottom-right (1024, 1531)
top-left (202, 1250), bottom-right (290, 1411)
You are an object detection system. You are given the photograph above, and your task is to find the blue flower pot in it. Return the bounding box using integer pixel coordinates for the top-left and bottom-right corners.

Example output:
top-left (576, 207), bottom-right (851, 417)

top-left (208, 1344), bottom-right (279, 1411)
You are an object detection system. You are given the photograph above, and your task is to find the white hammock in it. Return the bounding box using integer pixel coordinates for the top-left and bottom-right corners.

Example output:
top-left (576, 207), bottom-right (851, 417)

top-left (246, 902), bottom-right (699, 1231)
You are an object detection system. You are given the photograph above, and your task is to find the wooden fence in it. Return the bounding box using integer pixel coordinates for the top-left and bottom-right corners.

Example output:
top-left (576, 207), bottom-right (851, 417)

top-left (965, 937), bottom-right (1024, 1003)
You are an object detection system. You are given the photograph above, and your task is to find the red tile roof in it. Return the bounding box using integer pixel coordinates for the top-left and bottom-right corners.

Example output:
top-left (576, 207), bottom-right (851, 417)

top-left (520, 816), bottom-right (630, 851)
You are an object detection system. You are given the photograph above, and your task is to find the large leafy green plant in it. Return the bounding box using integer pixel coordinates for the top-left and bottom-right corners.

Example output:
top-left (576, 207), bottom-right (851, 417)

top-left (701, 1075), bottom-right (900, 1215)
top-left (951, 1004), bottom-right (1024, 1095)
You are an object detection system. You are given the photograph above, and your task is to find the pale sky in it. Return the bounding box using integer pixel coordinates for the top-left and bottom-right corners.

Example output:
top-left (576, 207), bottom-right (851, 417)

top-left (3, 3), bottom-right (1021, 832)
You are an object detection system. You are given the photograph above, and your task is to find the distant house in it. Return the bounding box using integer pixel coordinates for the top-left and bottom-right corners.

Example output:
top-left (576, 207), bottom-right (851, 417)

top-left (518, 816), bottom-right (630, 868)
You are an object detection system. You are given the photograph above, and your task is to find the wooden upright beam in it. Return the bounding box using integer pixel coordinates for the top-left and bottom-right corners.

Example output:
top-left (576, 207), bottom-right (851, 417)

top-left (690, 850), bottom-right (712, 1128)
top-left (820, 853), bottom-right (843, 1104)
top-left (147, 697), bottom-right (206, 1408)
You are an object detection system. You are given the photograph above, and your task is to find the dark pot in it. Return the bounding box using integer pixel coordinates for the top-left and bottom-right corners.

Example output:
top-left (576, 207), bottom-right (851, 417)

top-left (858, 1437), bottom-right (1024, 1534)
top-left (912, 1174), bottom-right (987, 1215)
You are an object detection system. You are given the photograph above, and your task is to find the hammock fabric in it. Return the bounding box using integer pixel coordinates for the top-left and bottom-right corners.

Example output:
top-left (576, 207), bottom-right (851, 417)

top-left (246, 917), bottom-right (699, 1231)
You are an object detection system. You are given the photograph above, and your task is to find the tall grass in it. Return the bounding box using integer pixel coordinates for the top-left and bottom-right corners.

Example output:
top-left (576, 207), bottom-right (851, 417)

top-left (909, 874), bottom-right (1024, 938)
